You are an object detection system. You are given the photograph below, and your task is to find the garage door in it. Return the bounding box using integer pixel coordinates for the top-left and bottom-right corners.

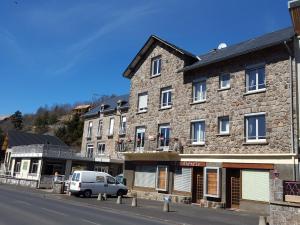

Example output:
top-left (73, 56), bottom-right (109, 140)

top-left (242, 170), bottom-right (270, 202)
top-left (134, 165), bottom-right (156, 188)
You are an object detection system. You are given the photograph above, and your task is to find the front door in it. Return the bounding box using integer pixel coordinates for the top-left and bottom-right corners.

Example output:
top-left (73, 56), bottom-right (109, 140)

top-left (226, 169), bottom-right (241, 208)
top-left (192, 167), bottom-right (203, 203)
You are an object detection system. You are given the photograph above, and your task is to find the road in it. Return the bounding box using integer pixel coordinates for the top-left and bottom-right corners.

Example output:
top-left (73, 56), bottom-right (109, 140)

top-left (0, 184), bottom-right (259, 225)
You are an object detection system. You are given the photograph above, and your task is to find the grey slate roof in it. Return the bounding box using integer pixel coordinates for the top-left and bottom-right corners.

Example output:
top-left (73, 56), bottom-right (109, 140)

top-left (181, 27), bottom-right (295, 72)
top-left (123, 35), bottom-right (198, 78)
top-left (84, 94), bottom-right (129, 118)
top-left (7, 130), bottom-right (67, 148)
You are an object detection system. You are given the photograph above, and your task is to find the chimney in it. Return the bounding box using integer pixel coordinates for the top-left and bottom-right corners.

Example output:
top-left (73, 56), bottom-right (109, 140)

top-left (289, 0), bottom-right (300, 35)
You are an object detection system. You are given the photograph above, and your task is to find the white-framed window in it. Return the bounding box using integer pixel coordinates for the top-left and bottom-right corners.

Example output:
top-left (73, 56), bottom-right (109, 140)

top-left (97, 120), bottom-right (103, 137)
top-left (87, 121), bottom-right (93, 138)
top-left (204, 167), bottom-right (221, 198)
top-left (29, 159), bottom-right (39, 174)
top-left (135, 127), bottom-right (146, 152)
top-left (86, 144), bottom-right (94, 158)
top-left (97, 143), bottom-right (105, 155)
top-left (119, 116), bottom-right (126, 135)
top-left (246, 66), bottom-right (266, 93)
top-left (160, 87), bottom-right (172, 109)
top-left (219, 74), bottom-right (230, 89)
top-left (108, 117), bottom-right (114, 136)
top-left (191, 120), bottom-right (205, 144)
top-left (156, 165), bottom-right (168, 191)
top-left (158, 124), bottom-right (170, 150)
top-left (245, 113), bottom-right (266, 142)
top-left (218, 116), bottom-right (230, 134)
top-left (193, 79), bottom-right (206, 103)
top-left (151, 57), bottom-right (161, 77)
top-left (138, 92), bottom-right (148, 113)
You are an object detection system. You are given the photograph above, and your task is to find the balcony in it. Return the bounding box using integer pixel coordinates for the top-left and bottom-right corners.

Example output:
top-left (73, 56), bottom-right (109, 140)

top-left (121, 138), bottom-right (182, 153)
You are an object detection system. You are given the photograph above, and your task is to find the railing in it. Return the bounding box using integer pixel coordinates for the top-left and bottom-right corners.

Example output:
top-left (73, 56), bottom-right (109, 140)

top-left (11, 144), bottom-right (90, 160)
top-left (283, 181), bottom-right (300, 197)
top-left (122, 138), bottom-right (183, 153)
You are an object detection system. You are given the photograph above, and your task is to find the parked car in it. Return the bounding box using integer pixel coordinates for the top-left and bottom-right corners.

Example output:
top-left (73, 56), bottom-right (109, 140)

top-left (69, 171), bottom-right (128, 198)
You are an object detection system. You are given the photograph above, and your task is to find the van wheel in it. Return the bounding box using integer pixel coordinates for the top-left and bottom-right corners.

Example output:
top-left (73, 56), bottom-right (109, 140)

top-left (117, 190), bottom-right (124, 197)
top-left (83, 190), bottom-right (92, 198)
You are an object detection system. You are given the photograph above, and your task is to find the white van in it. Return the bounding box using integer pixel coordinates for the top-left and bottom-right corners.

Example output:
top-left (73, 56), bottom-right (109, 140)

top-left (69, 171), bottom-right (128, 198)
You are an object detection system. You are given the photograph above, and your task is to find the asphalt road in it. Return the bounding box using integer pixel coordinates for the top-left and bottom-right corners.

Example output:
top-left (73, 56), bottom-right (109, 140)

top-left (0, 184), bottom-right (259, 225)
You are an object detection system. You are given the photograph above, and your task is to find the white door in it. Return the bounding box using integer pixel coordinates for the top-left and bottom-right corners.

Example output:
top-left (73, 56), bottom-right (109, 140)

top-left (94, 174), bottom-right (106, 194)
top-left (136, 127), bottom-right (145, 152)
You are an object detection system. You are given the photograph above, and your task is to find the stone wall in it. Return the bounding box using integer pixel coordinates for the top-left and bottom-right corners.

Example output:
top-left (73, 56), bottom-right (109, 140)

top-left (127, 41), bottom-right (296, 155)
top-left (81, 110), bottom-right (128, 158)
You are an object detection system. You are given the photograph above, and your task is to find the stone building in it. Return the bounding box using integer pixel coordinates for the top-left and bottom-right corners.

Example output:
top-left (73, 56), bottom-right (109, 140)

top-left (122, 28), bottom-right (299, 214)
top-left (81, 95), bottom-right (129, 176)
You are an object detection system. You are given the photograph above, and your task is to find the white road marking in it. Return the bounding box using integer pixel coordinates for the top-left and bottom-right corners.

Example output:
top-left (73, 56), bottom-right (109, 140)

top-left (81, 218), bottom-right (102, 225)
top-left (41, 207), bottom-right (67, 216)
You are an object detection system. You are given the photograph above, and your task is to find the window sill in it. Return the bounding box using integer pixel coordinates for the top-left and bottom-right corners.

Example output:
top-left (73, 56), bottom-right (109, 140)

top-left (243, 140), bottom-right (268, 145)
top-left (190, 100), bottom-right (206, 105)
top-left (216, 133), bottom-right (230, 136)
top-left (136, 110), bottom-right (148, 115)
top-left (107, 134), bottom-right (114, 138)
top-left (217, 87), bottom-right (231, 91)
top-left (150, 74), bottom-right (161, 79)
top-left (159, 106), bottom-right (172, 111)
top-left (188, 143), bottom-right (205, 147)
top-left (244, 88), bottom-right (266, 96)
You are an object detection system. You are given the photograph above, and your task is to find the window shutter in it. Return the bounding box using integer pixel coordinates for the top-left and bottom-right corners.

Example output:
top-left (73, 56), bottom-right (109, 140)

top-left (242, 170), bottom-right (270, 202)
top-left (174, 167), bottom-right (192, 192)
top-left (134, 166), bottom-right (156, 188)
top-left (139, 94), bottom-right (148, 109)
top-left (109, 118), bottom-right (114, 134)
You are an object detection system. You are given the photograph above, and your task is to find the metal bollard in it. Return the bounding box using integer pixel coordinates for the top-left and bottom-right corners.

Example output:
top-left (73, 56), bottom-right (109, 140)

top-left (163, 201), bottom-right (169, 212)
top-left (117, 195), bottom-right (122, 204)
top-left (97, 193), bottom-right (102, 201)
top-left (258, 216), bottom-right (267, 225)
top-left (103, 193), bottom-right (107, 201)
top-left (131, 197), bottom-right (137, 207)
top-left (68, 191), bottom-right (71, 196)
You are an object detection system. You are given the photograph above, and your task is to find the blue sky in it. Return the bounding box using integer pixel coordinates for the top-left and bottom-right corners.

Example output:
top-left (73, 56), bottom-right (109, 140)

top-left (0, 0), bottom-right (291, 115)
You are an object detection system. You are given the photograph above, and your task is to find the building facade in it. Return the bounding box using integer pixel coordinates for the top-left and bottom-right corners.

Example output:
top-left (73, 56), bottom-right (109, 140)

top-left (123, 29), bottom-right (299, 213)
top-left (81, 95), bottom-right (129, 176)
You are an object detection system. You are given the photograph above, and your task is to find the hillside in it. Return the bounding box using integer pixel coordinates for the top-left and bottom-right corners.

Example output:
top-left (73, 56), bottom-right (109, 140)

top-left (0, 94), bottom-right (118, 150)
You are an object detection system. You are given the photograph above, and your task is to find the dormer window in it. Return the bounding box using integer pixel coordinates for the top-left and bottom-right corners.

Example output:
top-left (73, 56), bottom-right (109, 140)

top-left (151, 56), bottom-right (161, 77)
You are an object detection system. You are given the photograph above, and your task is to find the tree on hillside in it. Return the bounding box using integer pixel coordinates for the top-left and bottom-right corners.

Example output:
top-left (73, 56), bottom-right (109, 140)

top-left (55, 113), bottom-right (83, 148)
top-left (11, 110), bottom-right (23, 130)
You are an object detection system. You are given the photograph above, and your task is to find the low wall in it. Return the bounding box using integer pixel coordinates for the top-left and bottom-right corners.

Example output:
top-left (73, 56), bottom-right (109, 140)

top-left (0, 177), bottom-right (38, 188)
top-left (270, 201), bottom-right (300, 225)
top-left (269, 178), bottom-right (300, 225)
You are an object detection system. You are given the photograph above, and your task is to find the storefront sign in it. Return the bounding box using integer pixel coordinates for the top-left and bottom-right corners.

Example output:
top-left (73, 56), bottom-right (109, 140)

top-left (179, 161), bottom-right (206, 167)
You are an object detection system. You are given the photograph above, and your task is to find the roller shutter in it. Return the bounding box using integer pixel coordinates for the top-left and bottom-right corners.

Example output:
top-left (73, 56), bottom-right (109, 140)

top-left (134, 165), bottom-right (156, 188)
top-left (242, 170), bottom-right (270, 202)
top-left (174, 167), bottom-right (192, 192)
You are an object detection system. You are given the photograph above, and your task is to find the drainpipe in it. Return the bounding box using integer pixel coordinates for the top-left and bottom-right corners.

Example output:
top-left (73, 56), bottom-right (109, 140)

top-left (284, 41), bottom-right (298, 180)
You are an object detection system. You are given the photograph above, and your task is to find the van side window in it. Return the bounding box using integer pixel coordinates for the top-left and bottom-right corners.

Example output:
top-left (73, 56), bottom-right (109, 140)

top-left (107, 176), bottom-right (116, 184)
top-left (96, 176), bottom-right (105, 183)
